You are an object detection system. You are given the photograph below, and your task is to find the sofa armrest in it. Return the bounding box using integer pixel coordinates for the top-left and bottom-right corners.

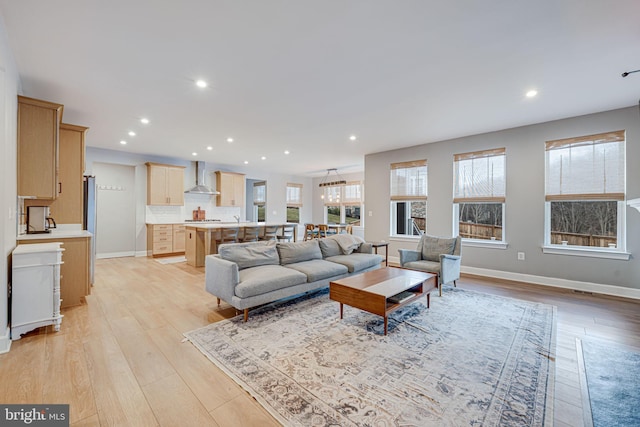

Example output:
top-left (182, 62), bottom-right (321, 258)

top-left (439, 254), bottom-right (461, 284)
top-left (205, 255), bottom-right (240, 304)
top-left (398, 249), bottom-right (421, 265)
top-left (356, 242), bottom-right (373, 254)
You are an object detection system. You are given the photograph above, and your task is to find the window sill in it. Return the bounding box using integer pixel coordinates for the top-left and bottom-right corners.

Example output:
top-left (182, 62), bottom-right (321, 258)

top-left (542, 245), bottom-right (630, 260)
top-left (462, 239), bottom-right (508, 250)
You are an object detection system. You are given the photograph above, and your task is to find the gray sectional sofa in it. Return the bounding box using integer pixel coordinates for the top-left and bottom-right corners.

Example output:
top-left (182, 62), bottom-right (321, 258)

top-left (205, 234), bottom-right (384, 320)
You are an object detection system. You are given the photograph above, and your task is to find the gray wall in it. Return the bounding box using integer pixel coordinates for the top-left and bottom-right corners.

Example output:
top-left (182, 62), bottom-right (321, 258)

top-left (365, 106), bottom-right (640, 290)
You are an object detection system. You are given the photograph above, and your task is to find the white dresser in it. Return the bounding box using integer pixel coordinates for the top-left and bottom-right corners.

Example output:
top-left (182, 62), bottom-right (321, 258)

top-left (11, 242), bottom-right (64, 340)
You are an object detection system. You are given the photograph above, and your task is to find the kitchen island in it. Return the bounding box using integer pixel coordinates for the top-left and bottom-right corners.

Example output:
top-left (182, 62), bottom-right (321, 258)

top-left (184, 222), bottom-right (297, 267)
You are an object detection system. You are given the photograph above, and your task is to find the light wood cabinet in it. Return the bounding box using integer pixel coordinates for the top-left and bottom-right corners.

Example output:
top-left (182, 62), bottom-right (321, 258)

top-left (20, 236), bottom-right (91, 308)
top-left (146, 162), bottom-right (185, 206)
top-left (17, 96), bottom-right (64, 199)
top-left (48, 124), bottom-right (87, 224)
top-left (146, 224), bottom-right (186, 256)
top-left (172, 224), bottom-right (186, 252)
top-left (215, 171), bottom-right (245, 207)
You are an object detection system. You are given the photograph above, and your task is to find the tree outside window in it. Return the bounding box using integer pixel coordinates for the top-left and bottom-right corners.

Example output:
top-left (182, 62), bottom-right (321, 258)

top-left (286, 183), bottom-right (302, 223)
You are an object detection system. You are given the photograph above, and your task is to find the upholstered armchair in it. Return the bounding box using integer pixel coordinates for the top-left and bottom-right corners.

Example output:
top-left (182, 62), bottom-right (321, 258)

top-left (398, 234), bottom-right (461, 296)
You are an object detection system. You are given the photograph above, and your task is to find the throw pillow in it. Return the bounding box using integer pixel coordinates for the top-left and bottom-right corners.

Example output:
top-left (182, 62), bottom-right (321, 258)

top-left (276, 240), bottom-right (323, 265)
top-left (318, 238), bottom-right (342, 258)
top-left (331, 234), bottom-right (365, 255)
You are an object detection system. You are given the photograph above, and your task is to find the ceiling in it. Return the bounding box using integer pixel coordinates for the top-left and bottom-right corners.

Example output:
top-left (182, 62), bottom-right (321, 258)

top-left (1, 1), bottom-right (639, 177)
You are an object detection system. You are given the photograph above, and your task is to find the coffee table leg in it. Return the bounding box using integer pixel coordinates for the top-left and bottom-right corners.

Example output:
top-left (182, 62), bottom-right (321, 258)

top-left (427, 293), bottom-right (430, 308)
top-left (384, 316), bottom-right (388, 335)
top-left (340, 303), bottom-right (343, 319)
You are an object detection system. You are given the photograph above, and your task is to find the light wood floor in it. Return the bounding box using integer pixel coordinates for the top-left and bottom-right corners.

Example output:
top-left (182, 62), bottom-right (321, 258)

top-left (1, 257), bottom-right (638, 426)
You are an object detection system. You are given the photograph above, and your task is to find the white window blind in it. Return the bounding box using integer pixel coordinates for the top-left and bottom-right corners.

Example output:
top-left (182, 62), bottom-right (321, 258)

top-left (286, 183), bottom-right (302, 207)
top-left (390, 160), bottom-right (427, 201)
top-left (253, 181), bottom-right (266, 205)
top-left (545, 130), bottom-right (625, 201)
top-left (342, 181), bottom-right (362, 204)
top-left (453, 148), bottom-right (506, 203)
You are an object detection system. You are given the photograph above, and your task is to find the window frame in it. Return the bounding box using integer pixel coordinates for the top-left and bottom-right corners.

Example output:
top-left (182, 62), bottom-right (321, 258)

top-left (542, 130), bottom-right (629, 260)
top-left (286, 183), bottom-right (302, 224)
top-left (452, 148), bottom-right (507, 248)
top-left (389, 160), bottom-right (427, 238)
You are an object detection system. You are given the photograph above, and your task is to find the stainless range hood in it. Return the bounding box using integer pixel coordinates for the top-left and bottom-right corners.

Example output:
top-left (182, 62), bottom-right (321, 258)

top-left (185, 161), bottom-right (219, 195)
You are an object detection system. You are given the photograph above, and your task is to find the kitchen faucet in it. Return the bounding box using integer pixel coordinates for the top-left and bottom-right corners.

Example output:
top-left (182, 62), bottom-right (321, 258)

top-left (233, 215), bottom-right (240, 223)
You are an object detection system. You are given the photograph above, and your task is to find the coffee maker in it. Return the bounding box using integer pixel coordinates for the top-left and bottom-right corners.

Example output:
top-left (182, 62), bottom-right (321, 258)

top-left (27, 206), bottom-right (57, 234)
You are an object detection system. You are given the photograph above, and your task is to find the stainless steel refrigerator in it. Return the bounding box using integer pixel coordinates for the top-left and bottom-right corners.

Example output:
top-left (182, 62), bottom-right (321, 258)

top-left (83, 176), bottom-right (97, 285)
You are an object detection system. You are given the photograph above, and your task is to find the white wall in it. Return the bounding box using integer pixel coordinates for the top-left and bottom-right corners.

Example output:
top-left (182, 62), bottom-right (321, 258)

top-left (365, 106), bottom-right (640, 294)
top-left (0, 13), bottom-right (20, 353)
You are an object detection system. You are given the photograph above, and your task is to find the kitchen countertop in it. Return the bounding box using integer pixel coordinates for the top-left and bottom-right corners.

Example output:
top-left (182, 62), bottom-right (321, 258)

top-left (184, 222), bottom-right (295, 229)
top-left (17, 230), bottom-right (93, 241)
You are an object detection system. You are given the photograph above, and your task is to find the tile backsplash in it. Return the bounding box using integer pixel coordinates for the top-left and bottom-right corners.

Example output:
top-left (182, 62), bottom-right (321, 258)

top-left (145, 193), bottom-right (243, 223)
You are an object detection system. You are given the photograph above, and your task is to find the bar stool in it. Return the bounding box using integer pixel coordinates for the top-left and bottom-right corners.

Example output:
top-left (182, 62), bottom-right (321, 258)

top-left (214, 227), bottom-right (239, 253)
top-left (317, 224), bottom-right (329, 238)
top-left (278, 225), bottom-right (295, 242)
top-left (242, 226), bottom-right (260, 242)
top-left (261, 225), bottom-right (279, 241)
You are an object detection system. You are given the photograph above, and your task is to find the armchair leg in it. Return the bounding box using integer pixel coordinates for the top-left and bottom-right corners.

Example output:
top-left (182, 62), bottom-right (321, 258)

top-left (453, 280), bottom-right (457, 288)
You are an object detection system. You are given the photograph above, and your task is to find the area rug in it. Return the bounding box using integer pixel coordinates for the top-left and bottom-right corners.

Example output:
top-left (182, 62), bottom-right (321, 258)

top-left (577, 337), bottom-right (640, 427)
top-left (154, 255), bottom-right (186, 264)
top-left (185, 288), bottom-right (556, 426)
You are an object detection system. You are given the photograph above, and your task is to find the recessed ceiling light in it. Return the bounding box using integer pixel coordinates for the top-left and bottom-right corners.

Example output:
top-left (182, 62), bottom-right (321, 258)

top-left (284, 150), bottom-right (290, 155)
top-left (261, 156), bottom-right (266, 160)
top-left (120, 140), bottom-right (127, 145)
top-left (195, 80), bottom-right (208, 88)
top-left (244, 160), bottom-right (249, 165)
top-left (128, 131), bottom-right (136, 137)
top-left (227, 137), bottom-right (234, 143)
top-left (349, 135), bottom-right (357, 141)
top-left (192, 152), bottom-right (198, 156)
top-left (207, 146), bottom-right (213, 151)
top-left (140, 118), bottom-right (150, 124)
top-left (526, 90), bottom-right (538, 98)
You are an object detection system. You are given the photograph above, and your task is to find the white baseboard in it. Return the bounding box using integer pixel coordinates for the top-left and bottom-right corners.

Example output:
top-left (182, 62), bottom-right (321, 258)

top-left (97, 251), bottom-right (136, 259)
top-left (135, 250), bottom-right (148, 257)
top-left (388, 255), bottom-right (640, 300)
top-left (0, 326), bottom-right (11, 354)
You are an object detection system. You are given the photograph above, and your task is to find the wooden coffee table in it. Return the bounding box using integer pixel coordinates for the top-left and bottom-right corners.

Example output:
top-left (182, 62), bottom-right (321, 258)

top-left (329, 267), bottom-right (437, 335)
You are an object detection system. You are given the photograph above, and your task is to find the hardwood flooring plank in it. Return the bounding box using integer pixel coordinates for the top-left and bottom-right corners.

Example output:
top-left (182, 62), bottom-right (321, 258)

top-left (210, 393), bottom-right (282, 427)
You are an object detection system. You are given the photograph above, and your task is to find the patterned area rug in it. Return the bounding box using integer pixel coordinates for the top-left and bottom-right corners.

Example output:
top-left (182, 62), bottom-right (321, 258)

top-left (185, 288), bottom-right (556, 426)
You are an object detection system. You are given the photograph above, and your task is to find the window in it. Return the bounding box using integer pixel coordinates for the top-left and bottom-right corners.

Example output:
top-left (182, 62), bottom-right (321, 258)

top-left (286, 183), bottom-right (302, 223)
top-left (323, 181), bottom-right (363, 225)
top-left (545, 130), bottom-right (626, 254)
top-left (253, 181), bottom-right (266, 222)
top-left (453, 148), bottom-right (505, 243)
top-left (390, 160), bottom-right (427, 236)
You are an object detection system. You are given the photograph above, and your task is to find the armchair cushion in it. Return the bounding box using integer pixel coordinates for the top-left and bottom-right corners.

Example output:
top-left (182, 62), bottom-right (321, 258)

top-left (421, 235), bottom-right (457, 262)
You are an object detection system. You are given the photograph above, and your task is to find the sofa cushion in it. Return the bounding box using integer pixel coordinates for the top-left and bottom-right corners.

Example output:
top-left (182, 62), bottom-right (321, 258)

top-left (236, 265), bottom-right (307, 298)
top-left (318, 237), bottom-right (342, 258)
top-left (325, 253), bottom-right (383, 273)
top-left (277, 240), bottom-right (322, 265)
top-left (421, 236), bottom-right (456, 262)
top-left (218, 241), bottom-right (279, 270)
top-left (285, 259), bottom-right (348, 282)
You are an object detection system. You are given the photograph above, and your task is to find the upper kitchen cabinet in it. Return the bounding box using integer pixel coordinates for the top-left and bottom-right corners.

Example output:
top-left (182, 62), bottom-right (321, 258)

top-left (17, 96), bottom-right (64, 199)
top-left (146, 162), bottom-right (185, 206)
top-left (48, 123), bottom-right (88, 224)
top-left (215, 171), bottom-right (245, 207)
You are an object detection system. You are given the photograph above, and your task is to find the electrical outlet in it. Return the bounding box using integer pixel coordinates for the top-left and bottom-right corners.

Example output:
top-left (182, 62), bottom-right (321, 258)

top-left (517, 252), bottom-right (525, 261)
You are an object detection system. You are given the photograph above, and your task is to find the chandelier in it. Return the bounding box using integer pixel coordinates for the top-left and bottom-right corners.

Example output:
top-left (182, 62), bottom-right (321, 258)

top-left (319, 168), bottom-right (346, 201)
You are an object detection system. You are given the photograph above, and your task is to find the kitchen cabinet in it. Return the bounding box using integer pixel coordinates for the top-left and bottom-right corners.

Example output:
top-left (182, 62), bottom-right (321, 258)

top-left (20, 236), bottom-right (91, 308)
top-left (146, 224), bottom-right (186, 256)
top-left (215, 171), bottom-right (245, 207)
top-left (185, 227), bottom-right (206, 267)
top-left (172, 224), bottom-right (186, 252)
top-left (48, 123), bottom-right (87, 224)
top-left (146, 162), bottom-right (185, 206)
top-left (17, 95), bottom-right (64, 199)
